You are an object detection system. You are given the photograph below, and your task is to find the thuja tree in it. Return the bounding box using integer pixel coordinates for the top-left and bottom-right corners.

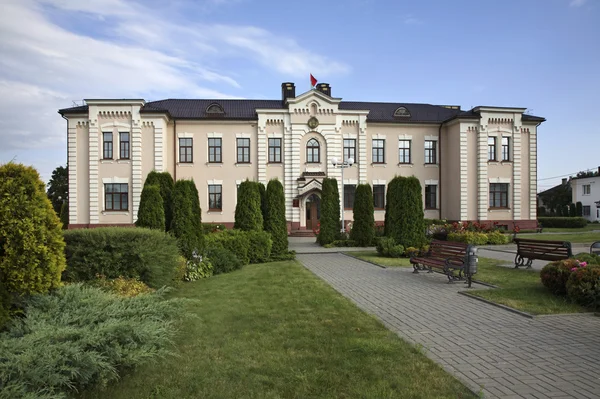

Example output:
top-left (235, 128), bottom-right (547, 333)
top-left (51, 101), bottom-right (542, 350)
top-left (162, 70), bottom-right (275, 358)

top-left (0, 163), bottom-right (66, 324)
top-left (569, 203), bottom-right (577, 217)
top-left (265, 179), bottom-right (288, 255)
top-left (385, 176), bottom-right (425, 248)
top-left (234, 180), bottom-right (263, 231)
top-left (256, 182), bottom-right (268, 230)
top-left (144, 171), bottom-right (174, 231)
top-left (60, 200), bottom-right (69, 230)
top-left (170, 179), bottom-right (201, 257)
top-left (576, 201), bottom-right (583, 217)
top-left (350, 184), bottom-right (375, 246)
top-left (135, 185), bottom-right (165, 230)
top-left (318, 178), bottom-right (340, 245)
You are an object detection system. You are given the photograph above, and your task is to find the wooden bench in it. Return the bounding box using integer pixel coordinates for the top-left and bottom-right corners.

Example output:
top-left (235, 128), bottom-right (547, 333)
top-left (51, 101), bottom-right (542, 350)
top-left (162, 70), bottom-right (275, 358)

top-left (410, 240), bottom-right (475, 287)
top-left (513, 238), bottom-right (572, 268)
top-left (536, 222), bottom-right (543, 233)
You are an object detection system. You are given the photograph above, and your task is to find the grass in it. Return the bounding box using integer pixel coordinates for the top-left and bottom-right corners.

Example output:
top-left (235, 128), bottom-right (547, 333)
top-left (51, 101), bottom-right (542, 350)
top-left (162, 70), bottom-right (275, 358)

top-left (347, 251), bottom-right (413, 267)
top-left (80, 260), bottom-right (474, 399)
top-left (519, 232), bottom-right (600, 243)
top-left (544, 224), bottom-right (600, 233)
top-left (468, 258), bottom-right (586, 315)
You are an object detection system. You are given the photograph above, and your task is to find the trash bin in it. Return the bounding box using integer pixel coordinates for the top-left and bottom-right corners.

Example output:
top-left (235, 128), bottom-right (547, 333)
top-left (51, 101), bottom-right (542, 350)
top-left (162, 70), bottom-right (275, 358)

top-left (465, 245), bottom-right (478, 288)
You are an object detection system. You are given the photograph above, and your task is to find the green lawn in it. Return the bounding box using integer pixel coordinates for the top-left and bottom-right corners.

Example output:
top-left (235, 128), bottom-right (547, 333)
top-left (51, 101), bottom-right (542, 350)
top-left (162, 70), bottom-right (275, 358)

top-left (81, 261), bottom-right (474, 399)
top-left (347, 251), bottom-right (413, 267)
top-left (468, 258), bottom-right (586, 315)
top-left (519, 232), bottom-right (600, 243)
top-left (543, 224), bottom-right (600, 233)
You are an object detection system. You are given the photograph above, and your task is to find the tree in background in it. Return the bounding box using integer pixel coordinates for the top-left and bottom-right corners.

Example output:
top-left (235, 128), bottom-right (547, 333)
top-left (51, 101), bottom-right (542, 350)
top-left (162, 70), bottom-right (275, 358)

top-left (234, 180), bottom-right (263, 231)
top-left (569, 203), bottom-right (577, 217)
top-left (385, 176), bottom-right (425, 248)
top-left (1, 163), bottom-right (66, 326)
top-left (46, 165), bottom-right (68, 214)
top-left (265, 179), bottom-right (288, 255)
top-left (144, 171), bottom-right (174, 231)
top-left (135, 185), bottom-right (165, 230)
top-left (576, 202), bottom-right (583, 217)
top-left (60, 200), bottom-right (69, 229)
top-left (350, 184), bottom-right (375, 246)
top-left (318, 178), bottom-right (340, 245)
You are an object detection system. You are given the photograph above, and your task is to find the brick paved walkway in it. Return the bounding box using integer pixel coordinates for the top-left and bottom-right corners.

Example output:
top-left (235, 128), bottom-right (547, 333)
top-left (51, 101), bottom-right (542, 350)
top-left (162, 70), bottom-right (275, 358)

top-left (297, 253), bottom-right (600, 399)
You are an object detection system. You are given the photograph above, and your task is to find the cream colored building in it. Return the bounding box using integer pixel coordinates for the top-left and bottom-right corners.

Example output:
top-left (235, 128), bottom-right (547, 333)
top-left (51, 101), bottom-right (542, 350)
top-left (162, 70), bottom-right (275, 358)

top-left (58, 82), bottom-right (545, 233)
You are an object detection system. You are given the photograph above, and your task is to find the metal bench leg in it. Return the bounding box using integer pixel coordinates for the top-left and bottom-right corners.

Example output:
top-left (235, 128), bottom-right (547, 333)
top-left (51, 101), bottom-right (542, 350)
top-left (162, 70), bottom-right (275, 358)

top-left (412, 263), bottom-right (420, 274)
top-left (514, 254), bottom-right (525, 269)
top-left (526, 259), bottom-right (533, 269)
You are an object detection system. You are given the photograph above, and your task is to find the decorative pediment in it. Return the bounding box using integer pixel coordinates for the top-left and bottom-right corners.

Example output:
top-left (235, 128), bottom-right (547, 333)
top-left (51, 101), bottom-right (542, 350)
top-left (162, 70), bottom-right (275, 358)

top-left (297, 178), bottom-right (323, 196)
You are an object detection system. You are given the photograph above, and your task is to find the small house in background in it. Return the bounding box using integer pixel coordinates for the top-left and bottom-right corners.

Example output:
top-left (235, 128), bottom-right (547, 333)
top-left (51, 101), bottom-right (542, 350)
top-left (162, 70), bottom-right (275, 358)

top-left (571, 167), bottom-right (600, 222)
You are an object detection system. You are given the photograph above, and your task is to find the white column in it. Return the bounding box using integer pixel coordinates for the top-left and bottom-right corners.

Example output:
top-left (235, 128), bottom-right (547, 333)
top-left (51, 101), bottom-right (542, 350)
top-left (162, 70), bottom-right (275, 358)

top-left (290, 127), bottom-right (303, 225)
top-left (283, 113), bottom-right (294, 222)
top-left (358, 115), bottom-right (368, 184)
top-left (68, 122), bottom-right (78, 224)
top-left (88, 119), bottom-right (99, 224)
top-left (476, 128), bottom-right (488, 220)
top-left (529, 128), bottom-right (537, 220)
top-left (459, 129), bottom-right (469, 221)
top-left (513, 131), bottom-right (522, 219)
top-left (131, 118), bottom-right (142, 221)
top-left (257, 126), bottom-right (267, 184)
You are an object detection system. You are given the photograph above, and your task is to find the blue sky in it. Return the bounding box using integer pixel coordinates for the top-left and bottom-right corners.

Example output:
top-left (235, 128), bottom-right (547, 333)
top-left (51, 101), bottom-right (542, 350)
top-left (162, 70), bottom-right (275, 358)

top-left (0, 0), bottom-right (598, 190)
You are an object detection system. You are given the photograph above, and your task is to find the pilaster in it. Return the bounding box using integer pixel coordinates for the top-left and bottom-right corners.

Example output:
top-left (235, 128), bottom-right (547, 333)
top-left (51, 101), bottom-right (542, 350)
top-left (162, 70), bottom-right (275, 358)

top-left (460, 129), bottom-right (469, 221)
top-left (476, 127), bottom-right (488, 220)
top-left (131, 117), bottom-right (142, 221)
top-left (257, 125), bottom-right (267, 184)
top-left (512, 130), bottom-right (522, 219)
top-left (68, 122), bottom-right (79, 224)
top-left (529, 128), bottom-right (537, 220)
top-left (153, 119), bottom-right (164, 171)
top-left (358, 115), bottom-right (368, 184)
top-left (88, 117), bottom-right (99, 224)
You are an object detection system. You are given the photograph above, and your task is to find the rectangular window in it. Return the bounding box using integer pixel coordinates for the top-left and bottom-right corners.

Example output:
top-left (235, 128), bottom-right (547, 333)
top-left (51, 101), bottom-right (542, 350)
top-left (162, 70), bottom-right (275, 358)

top-left (372, 139), bottom-right (385, 163)
top-left (398, 140), bottom-right (411, 164)
top-left (237, 138), bottom-right (250, 163)
top-left (119, 132), bottom-right (130, 159)
top-left (489, 183), bottom-right (509, 208)
top-left (179, 138), bottom-right (193, 163)
top-left (208, 185), bottom-right (222, 211)
top-left (425, 185), bottom-right (437, 209)
top-left (424, 140), bottom-right (437, 164)
top-left (208, 138), bottom-right (222, 163)
top-left (583, 185), bottom-right (591, 195)
top-left (344, 185), bottom-right (356, 209)
top-left (373, 185), bottom-right (385, 209)
top-left (103, 132), bottom-right (113, 159)
top-left (343, 139), bottom-right (356, 162)
top-left (104, 183), bottom-right (128, 211)
top-left (268, 138), bottom-right (282, 163)
top-left (501, 137), bottom-right (510, 161)
top-left (583, 206), bottom-right (591, 216)
top-left (488, 137), bottom-right (497, 161)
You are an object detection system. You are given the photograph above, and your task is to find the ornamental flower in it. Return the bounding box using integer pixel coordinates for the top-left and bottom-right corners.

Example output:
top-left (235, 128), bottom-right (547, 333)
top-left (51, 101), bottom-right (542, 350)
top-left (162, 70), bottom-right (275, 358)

top-left (580, 262), bottom-right (587, 267)
top-left (571, 267), bottom-right (578, 272)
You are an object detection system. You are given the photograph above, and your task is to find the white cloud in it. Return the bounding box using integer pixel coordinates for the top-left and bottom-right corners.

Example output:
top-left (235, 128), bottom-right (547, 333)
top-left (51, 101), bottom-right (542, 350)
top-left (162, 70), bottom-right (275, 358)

top-left (570, 0), bottom-right (587, 7)
top-left (403, 14), bottom-right (423, 25)
top-left (0, 0), bottom-right (349, 180)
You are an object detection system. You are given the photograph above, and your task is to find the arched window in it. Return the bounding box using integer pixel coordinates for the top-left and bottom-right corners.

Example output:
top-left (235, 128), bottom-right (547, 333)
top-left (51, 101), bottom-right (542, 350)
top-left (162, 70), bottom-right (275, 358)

top-left (307, 138), bottom-right (320, 163)
top-left (393, 106), bottom-right (411, 118)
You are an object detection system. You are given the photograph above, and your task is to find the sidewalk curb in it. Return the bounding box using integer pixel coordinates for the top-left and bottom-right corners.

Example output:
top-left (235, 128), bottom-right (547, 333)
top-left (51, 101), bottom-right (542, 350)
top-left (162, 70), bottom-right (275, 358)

top-left (457, 291), bottom-right (535, 319)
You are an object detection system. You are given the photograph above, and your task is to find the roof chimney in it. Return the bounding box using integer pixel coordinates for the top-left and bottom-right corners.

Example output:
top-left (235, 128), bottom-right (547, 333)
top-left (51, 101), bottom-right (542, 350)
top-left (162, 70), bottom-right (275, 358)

top-left (562, 178), bottom-right (567, 185)
top-left (316, 83), bottom-right (331, 96)
top-left (281, 82), bottom-right (295, 103)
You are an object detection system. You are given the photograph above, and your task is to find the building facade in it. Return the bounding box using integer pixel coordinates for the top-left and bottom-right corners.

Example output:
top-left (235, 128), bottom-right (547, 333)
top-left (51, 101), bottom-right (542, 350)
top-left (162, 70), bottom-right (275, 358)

top-left (571, 169), bottom-right (600, 222)
top-left (58, 82), bottom-right (545, 232)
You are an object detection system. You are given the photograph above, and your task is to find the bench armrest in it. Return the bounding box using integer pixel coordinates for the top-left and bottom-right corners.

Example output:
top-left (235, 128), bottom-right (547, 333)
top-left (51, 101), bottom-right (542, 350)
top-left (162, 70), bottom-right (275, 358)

top-left (444, 255), bottom-right (466, 268)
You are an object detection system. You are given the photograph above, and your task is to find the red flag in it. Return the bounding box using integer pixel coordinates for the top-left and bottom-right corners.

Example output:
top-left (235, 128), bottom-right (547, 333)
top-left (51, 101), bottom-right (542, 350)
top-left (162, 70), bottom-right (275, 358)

top-left (310, 74), bottom-right (317, 87)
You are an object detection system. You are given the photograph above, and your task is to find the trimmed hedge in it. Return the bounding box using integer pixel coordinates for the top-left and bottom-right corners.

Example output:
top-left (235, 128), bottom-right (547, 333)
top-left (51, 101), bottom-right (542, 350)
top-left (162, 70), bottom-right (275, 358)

top-left (265, 179), bottom-right (288, 255)
top-left (385, 176), bottom-right (426, 249)
top-left (447, 231), bottom-right (510, 245)
top-left (247, 230), bottom-right (273, 263)
top-left (62, 227), bottom-right (180, 288)
top-left (350, 184), bottom-right (375, 246)
top-left (144, 171), bottom-right (174, 231)
top-left (234, 180), bottom-right (263, 231)
top-left (0, 163), bottom-right (66, 324)
top-left (537, 217), bottom-right (587, 228)
top-left (135, 185), bottom-right (165, 230)
top-left (206, 247), bottom-right (243, 275)
top-left (318, 178), bottom-right (340, 245)
top-left (204, 230), bottom-right (251, 265)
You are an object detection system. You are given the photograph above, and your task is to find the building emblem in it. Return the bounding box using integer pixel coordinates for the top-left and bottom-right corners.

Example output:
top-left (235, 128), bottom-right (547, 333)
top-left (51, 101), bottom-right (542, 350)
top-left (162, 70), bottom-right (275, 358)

top-left (307, 116), bottom-right (319, 129)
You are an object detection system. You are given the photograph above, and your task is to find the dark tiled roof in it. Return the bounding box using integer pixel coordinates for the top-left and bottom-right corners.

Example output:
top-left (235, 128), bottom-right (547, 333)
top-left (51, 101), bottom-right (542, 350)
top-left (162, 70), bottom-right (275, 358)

top-left (58, 105), bottom-right (88, 114)
top-left (58, 98), bottom-right (544, 124)
top-left (522, 114), bottom-right (546, 122)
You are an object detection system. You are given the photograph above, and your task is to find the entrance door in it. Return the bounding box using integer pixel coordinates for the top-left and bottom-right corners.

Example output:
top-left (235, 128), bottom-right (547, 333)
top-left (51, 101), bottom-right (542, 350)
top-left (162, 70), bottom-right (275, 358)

top-left (305, 194), bottom-right (321, 230)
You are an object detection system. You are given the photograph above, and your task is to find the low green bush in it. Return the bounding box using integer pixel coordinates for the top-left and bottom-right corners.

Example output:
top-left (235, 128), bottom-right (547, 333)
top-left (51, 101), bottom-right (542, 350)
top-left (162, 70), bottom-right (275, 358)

top-left (487, 230), bottom-right (510, 245)
top-left (447, 232), bottom-right (489, 245)
top-left (537, 217), bottom-right (587, 228)
top-left (332, 239), bottom-right (358, 247)
top-left (204, 229), bottom-right (250, 265)
top-left (0, 284), bottom-right (186, 398)
top-left (389, 244), bottom-right (405, 258)
top-left (201, 223), bottom-right (227, 234)
top-left (540, 259), bottom-right (580, 296)
top-left (183, 254), bottom-right (213, 281)
top-left (269, 251), bottom-right (297, 262)
top-left (566, 265), bottom-right (600, 309)
top-left (247, 230), bottom-right (273, 264)
top-left (88, 275), bottom-right (154, 297)
top-left (376, 237), bottom-right (396, 256)
top-left (62, 227), bottom-right (180, 288)
top-left (574, 252), bottom-right (600, 266)
top-left (206, 247), bottom-right (243, 275)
